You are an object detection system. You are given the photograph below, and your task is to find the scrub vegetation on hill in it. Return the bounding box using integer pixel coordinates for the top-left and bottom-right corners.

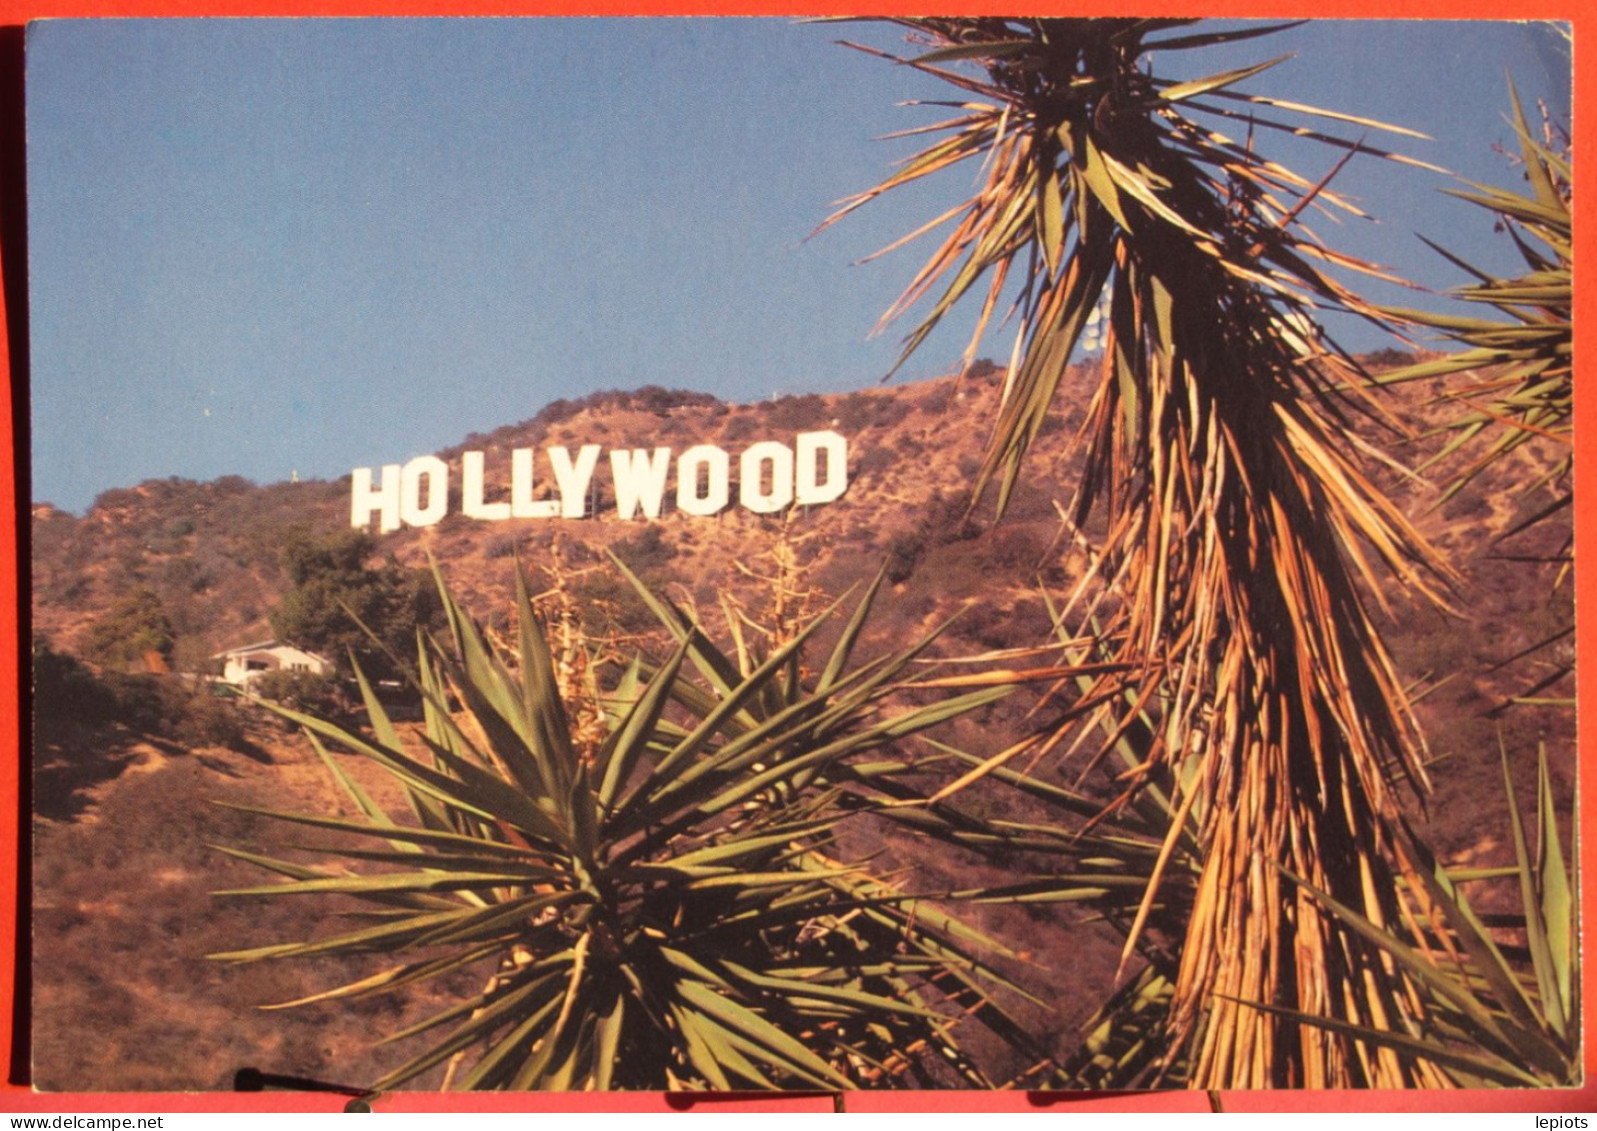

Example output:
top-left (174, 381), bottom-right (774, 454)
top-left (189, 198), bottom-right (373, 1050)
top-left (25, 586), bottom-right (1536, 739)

top-left (29, 19), bottom-right (1575, 1094)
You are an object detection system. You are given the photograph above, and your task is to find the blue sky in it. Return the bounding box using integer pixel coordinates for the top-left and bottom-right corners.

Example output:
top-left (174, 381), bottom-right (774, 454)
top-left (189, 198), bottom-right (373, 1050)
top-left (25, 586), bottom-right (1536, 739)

top-left (26, 18), bottom-right (1571, 514)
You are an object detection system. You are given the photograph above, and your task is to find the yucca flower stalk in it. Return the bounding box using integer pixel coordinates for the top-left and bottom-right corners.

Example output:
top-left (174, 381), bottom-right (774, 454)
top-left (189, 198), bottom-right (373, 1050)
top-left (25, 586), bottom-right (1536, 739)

top-left (211, 560), bottom-right (1045, 1091)
top-left (824, 18), bottom-right (1456, 1087)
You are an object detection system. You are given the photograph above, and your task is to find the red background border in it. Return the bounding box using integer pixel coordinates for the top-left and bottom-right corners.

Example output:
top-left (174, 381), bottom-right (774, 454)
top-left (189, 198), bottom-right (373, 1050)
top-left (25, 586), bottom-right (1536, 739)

top-left (0, 0), bottom-right (1590, 1112)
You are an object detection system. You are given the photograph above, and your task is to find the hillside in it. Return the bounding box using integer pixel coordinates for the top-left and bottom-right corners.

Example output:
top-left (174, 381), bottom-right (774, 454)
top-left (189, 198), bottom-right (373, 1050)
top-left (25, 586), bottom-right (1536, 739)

top-left (33, 366), bottom-right (1075, 667)
top-left (32, 355), bottom-right (1574, 808)
top-left (29, 357), bottom-right (1577, 1091)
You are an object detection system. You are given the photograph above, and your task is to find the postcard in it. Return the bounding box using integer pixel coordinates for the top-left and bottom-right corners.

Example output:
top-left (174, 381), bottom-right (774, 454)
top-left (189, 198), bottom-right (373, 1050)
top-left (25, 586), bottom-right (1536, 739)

top-left (25, 16), bottom-right (1576, 1093)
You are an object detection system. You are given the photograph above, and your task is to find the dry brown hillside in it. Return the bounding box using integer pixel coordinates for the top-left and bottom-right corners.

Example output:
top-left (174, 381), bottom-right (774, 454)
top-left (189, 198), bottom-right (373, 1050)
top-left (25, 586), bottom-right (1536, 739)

top-left (33, 366), bottom-right (1078, 666)
top-left (29, 356), bottom-right (1575, 1091)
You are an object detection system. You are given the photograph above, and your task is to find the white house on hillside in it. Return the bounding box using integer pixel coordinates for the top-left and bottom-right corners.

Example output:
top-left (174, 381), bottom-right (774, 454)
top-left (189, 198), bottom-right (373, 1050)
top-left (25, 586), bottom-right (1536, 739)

top-left (213, 640), bottom-right (334, 688)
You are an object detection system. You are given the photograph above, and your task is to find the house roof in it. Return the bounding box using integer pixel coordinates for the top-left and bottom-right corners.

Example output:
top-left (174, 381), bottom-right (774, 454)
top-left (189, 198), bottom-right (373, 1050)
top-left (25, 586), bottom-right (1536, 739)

top-left (211, 638), bottom-right (280, 659)
top-left (211, 639), bottom-right (332, 665)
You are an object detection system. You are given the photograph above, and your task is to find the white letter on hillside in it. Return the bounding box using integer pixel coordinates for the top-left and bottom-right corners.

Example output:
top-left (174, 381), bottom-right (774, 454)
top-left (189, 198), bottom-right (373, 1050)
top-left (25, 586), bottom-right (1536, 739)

top-left (401, 455), bottom-right (449, 528)
top-left (511, 449), bottom-right (559, 518)
top-left (463, 451), bottom-right (510, 521)
top-left (610, 447), bottom-right (672, 520)
top-left (550, 445), bottom-right (602, 519)
top-left (795, 431), bottom-right (848, 506)
top-left (351, 464), bottom-right (402, 533)
top-left (676, 445), bottom-right (730, 516)
top-left (740, 441), bottom-right (794, 514)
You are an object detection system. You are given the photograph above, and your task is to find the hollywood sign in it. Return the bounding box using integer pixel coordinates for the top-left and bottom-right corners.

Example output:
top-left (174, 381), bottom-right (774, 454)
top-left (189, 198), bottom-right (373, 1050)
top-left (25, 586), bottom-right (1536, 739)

top-left (352, 430), bottom-right (849, 533)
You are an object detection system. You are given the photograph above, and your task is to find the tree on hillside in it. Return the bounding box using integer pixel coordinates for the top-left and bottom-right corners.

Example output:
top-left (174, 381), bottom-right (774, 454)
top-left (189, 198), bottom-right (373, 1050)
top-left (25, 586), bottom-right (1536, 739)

top-left (85, 587), bottom-right (176, 672)
top-left (825, 19), bottom-right (1458, 1088)
top-left (269, 528), bottom-right (441, 681)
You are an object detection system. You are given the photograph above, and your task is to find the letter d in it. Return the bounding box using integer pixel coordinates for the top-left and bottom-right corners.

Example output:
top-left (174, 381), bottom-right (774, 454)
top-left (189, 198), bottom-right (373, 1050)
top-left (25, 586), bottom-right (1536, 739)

top-left (795, 430), bottom-right (848, 506)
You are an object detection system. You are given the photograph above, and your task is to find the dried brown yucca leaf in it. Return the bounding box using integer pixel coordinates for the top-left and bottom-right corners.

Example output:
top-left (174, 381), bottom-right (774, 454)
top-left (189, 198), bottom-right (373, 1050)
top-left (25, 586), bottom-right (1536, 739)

top-left (828, 18), bottom-right (1458, 1088)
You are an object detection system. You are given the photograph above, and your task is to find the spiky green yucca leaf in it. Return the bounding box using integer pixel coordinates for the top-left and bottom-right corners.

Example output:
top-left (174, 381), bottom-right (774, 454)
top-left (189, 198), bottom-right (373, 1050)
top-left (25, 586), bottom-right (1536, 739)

top-left (1377, 84), bottom-right (1573, 703)
top-left (827, 18), bottom-right (1457, 1088)
top-left (1378, 84), bottom-right (1572, 528)
top-left (1269, 745), bottom-right (1579, 1087)
top-left (903, 604), bottom-right (1208, 1091)
top-left (1066, 966), bottom-right (1181, 1090)
top-left (213, 561), bottom-right (1045, 1091)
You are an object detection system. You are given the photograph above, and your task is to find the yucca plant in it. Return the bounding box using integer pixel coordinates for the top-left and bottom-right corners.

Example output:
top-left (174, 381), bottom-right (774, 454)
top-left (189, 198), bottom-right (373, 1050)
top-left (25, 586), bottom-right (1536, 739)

top-left (1265, 745), bottom-right (1578, 1087)
top-left (1377, 84), bottom-right (1573, 705)
top-left (210, 559), bottom-right (1046, 1091)
top-left (1378, 84), bottom-right (1572, 536)
top-left (824, 18), bottom-right (1459, 1087)
top-left (885, 602), bottom-right (1207, 1090)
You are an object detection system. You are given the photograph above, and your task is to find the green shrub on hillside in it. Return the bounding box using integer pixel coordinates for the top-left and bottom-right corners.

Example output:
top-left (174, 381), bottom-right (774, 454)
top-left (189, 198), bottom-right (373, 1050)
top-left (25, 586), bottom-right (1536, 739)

top-left (85, 588), bottom-right (175, 672)
top-left (249, 668), bottom-right (344, 718)
top-left (213, 562), bottom-right (1045, 1091)
top-left (33, 640), bottom-right (246, 752)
